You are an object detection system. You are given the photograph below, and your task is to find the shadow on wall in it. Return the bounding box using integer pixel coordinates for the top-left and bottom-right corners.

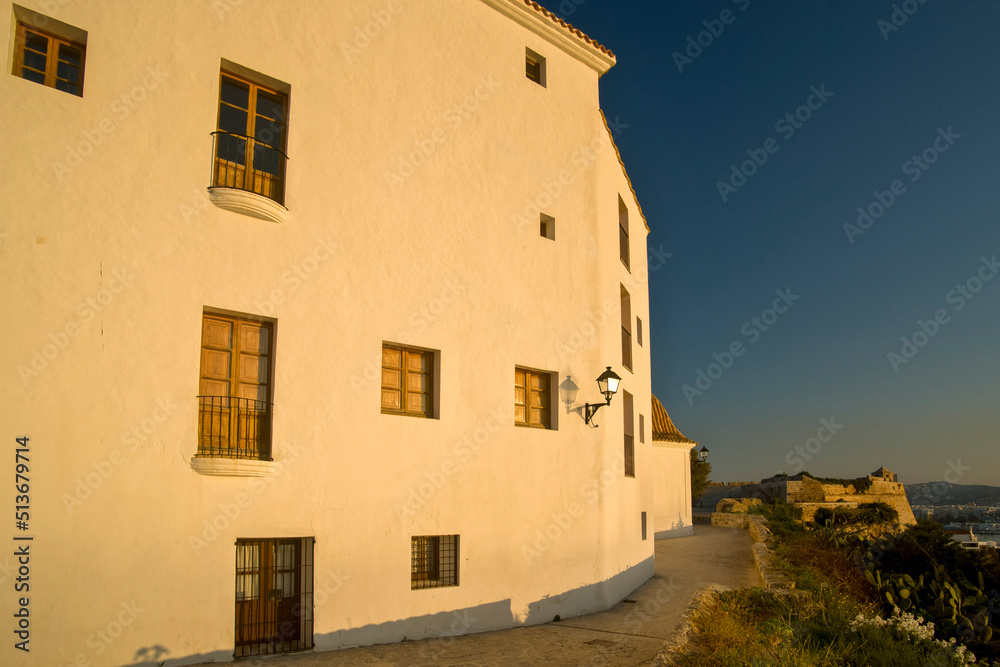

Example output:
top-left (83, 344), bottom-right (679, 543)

top-left (314, 555), bottom-right (654, 651)
top-left (121, 558), bottom-right (654, 666)
top-left (655, 514), bottom-right (694, 539)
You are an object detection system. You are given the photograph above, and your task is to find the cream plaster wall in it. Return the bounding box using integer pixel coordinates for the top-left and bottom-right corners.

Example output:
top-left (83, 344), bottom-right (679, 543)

top-left (651, 445), bottom-right (695, 538)
top-left (0, 1), bottom-right (659, 665)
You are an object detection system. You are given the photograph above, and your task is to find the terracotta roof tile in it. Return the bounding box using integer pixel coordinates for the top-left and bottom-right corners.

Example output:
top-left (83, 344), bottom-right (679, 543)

top-left (522, 1), bottom-right (615, 59)
top-left (651, 394), bottom-right (697, 445)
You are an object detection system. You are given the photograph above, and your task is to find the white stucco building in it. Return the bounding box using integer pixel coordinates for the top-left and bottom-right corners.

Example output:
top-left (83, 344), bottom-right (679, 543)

top-left (1, 1), bottom-right (687, 664)
top-left (650, 395), bottom-right (698, 539)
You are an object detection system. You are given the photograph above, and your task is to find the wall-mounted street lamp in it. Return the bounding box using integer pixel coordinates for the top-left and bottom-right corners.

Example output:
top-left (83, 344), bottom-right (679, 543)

top-left (584, 366), bottom-right (622, 426)
top-left (698, 446), bottom-right (709, 463)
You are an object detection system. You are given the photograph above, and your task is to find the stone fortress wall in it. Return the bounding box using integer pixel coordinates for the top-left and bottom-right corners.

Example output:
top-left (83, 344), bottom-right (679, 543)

top-left (707, 468), bottom-right (917, 525)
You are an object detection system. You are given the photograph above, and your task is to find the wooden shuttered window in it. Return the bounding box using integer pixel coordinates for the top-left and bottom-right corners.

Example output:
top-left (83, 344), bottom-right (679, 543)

top-left (515, 368), bottom-right (551, 429)
top-left (619, 195), bottom-right (630, 270)
top-left (621, 285), bottom-right (632, 371)
top-left (623, 390), bottom-right (635, 477)
top-left (198, 313), bottom-right (273, 459)
top-left (381, 344), bottom-right (434, 418)
top-left (13, 22), bottom-right (85, 96)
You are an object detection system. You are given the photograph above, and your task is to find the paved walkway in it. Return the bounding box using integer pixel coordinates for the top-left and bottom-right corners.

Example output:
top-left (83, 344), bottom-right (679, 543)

top-left (197, 525), bottom-right (760, 666)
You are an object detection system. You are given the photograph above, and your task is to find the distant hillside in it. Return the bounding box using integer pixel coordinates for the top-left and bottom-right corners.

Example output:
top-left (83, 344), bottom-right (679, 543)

top-left (905, 482), bottom-right (1000, 506)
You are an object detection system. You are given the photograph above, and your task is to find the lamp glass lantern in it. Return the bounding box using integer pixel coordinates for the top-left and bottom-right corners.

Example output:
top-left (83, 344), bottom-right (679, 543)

top-left (584, 366), bottom-right (622, 425)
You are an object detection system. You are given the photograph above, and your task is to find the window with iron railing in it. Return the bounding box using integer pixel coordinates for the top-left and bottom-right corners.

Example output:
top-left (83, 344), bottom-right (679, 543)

top-left (210, 72), bottom-right (288, 205)
top-left (197, 312), bottom-right (273, 460)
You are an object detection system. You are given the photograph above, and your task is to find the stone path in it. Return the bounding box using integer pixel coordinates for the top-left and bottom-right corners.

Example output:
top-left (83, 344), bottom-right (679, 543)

top-left (195, 525), bottom-right (760, 666)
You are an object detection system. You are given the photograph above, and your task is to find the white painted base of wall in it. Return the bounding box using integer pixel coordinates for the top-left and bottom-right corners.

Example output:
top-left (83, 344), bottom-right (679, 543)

top-left (654, 524), bottom-right (694, 539)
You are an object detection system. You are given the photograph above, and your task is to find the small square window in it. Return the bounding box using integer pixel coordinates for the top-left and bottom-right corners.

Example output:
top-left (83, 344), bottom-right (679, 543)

top-left (381, 343), bottom-right (435, 418)
top-left (540, 214), bottom-right (555, 240)
top-left (515, 367), bottom-right (553, 429)
top-left (525, 48), bottom-right (546, 87)
top-left (11, 11), bottom-right (87, 96)
top-left (411, 535), bottom-right (459, 589)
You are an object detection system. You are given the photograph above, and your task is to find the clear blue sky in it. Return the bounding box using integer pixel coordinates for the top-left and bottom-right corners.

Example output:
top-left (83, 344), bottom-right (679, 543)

top-left (558, 1), bottom-right (1000, 485)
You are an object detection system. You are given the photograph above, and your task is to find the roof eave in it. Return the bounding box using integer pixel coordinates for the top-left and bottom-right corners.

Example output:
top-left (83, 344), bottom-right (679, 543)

top-left (479, 0), bottom-right (617, 75)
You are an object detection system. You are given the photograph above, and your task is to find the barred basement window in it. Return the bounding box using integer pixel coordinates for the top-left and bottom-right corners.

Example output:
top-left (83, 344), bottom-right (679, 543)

top-left (411, 535), bottom-right (459, 589)
top-left (235, 537), bottom-right (314, 657)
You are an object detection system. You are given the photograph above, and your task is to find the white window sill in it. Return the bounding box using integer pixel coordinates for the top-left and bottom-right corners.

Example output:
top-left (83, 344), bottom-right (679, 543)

top-left (207, 187), bottom-right (288, 223)
top-left (190, 456), bottom-right (279, 477)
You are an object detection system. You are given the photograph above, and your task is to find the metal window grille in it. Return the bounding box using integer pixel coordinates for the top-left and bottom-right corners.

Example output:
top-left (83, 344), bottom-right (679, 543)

top-left (624, 434), bottom-right (635, 477)
top-left (411, 535), bottom-right (459, 590)
top-left (198, 396), bottom-right (272, 460)
top-left (234, 537), bottom-right (314, 658)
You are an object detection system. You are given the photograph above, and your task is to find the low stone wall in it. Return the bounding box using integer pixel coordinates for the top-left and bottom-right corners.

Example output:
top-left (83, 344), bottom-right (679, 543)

top-left (711, 513), bottom-right (794, 590)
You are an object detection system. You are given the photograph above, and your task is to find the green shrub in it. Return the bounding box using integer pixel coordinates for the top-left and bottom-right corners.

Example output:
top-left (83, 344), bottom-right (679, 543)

top-left (815, 502), bottom-right (899, 527)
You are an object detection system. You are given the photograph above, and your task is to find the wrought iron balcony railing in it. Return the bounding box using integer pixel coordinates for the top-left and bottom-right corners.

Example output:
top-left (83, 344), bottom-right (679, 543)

top-left (209, 131), bottom-right (288, 205)
top-left (197, 395), bottom-right (272, 461)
